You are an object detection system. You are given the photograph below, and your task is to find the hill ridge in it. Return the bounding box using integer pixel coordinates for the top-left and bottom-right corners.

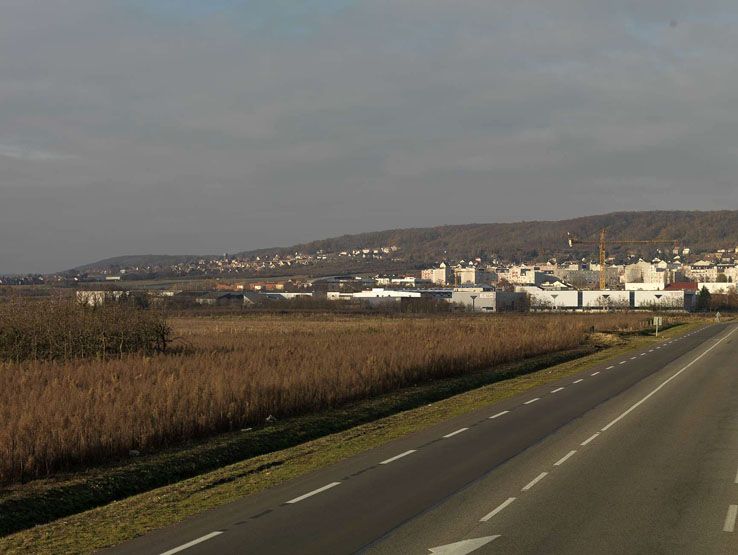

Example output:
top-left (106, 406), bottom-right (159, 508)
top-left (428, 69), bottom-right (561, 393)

top-left (73, 210), bottom-right (738, 271)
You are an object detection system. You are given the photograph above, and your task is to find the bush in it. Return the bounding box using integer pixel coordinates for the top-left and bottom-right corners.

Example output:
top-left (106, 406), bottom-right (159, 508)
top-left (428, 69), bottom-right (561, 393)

top-left (0, 297), bottom-right (170, 362)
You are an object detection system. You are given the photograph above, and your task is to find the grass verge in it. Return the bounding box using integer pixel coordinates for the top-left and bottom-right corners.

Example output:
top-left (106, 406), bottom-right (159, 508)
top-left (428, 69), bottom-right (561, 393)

top-left (0, 322), bottom-right (700, 554)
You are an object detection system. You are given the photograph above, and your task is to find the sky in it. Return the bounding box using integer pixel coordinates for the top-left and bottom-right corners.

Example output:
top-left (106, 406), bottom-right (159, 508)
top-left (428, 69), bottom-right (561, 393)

top-left (3, 1), bottom-right (738, 273)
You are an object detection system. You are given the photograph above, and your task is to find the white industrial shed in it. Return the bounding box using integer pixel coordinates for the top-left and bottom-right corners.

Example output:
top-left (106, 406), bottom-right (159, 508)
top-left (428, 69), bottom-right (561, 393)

top-left (450, 290), bottom-right (526, 312)
top-left (697, 282), bottom-right (737, 294)
top-left (518, 287), bottom-right (579, 310)
top-left (581, 290), bottom-right (631, 309)
top-left (633, 290), bottom-right (690, 310)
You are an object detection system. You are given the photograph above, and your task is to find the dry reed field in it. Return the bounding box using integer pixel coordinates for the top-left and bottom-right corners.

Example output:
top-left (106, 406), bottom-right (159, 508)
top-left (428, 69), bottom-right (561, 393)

top-left (1, 311), bottom-right (656, 484)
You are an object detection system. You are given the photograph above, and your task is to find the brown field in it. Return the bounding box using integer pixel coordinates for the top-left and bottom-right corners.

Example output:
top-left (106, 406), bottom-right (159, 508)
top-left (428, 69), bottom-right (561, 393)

top-left (0, 312), bottom-right (662, 484)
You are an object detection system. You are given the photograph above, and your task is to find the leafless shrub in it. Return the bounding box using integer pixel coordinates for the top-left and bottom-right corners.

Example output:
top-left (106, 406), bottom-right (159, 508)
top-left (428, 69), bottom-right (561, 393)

top-left (0, 296), bottom-right (170, 362)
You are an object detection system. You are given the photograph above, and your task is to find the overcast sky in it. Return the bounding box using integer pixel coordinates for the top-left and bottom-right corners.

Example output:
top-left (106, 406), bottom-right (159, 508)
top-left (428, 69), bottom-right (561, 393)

top-left (3, 1), bottom-right (738, 273)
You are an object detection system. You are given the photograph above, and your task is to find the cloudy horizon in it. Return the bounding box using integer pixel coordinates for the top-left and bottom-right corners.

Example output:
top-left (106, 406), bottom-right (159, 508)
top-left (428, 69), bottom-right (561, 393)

top-left (3, 1), bottom-right (738, 273)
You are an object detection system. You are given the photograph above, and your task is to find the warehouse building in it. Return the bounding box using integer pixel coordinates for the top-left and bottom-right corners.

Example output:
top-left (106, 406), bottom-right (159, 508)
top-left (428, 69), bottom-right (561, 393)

top-left (450, 287), bottom-right (526, 312)
top-left (580, 290), bottom-right (631, 309)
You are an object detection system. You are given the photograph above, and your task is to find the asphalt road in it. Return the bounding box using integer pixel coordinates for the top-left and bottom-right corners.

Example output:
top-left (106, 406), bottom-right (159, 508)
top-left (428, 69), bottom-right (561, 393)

top-left (105, 323), bottom-right (738, 555)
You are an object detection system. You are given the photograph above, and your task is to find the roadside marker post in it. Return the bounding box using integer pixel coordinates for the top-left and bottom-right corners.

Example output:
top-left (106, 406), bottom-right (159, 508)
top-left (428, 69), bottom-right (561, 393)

top-left (653, 316), bottom-right (662, 337)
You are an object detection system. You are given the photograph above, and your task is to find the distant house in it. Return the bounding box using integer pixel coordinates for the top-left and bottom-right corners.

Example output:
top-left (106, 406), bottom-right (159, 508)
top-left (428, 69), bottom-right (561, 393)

top-left (195, 292), bottom-right (244, 306)
top-left (242, 292), bottom-right (263, 306)
top-left (260, 292), bottom-right (313, 301)
top-left (76, 290), bottom-right (127, 306)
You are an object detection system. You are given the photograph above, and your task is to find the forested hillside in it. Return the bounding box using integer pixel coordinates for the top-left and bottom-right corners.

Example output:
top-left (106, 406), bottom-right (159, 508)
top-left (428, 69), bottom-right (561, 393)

top-left (74, 211), bottom-right (738, 273)
top-left (240, 211), bottom-right (738, 263)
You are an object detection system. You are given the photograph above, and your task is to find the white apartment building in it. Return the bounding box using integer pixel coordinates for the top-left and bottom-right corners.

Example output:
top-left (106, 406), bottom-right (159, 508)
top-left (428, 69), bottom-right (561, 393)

top-left (453, 266), bottom-right (495, 286)
top-left (623, 259), bottom-right (671, 288)
top-left (421, 263), bottom-right (452, 286)
top-left (685, 261), bottom-right (719, 282)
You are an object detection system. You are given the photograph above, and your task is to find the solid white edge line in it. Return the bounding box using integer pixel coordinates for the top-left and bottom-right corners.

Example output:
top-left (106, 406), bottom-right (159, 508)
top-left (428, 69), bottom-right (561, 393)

top-left (524, 397), bottom-right (540, 405)
top-left (573, 378), bottom-right (584, 384)
top-left (551, 387), bottom-right (565, 393)
top-left (159, 532), bottom-right (224, 555)
top-left (443, 427), bottom-right (469, 438)
top-left (380, 450), bottom-right (416, 465)
top-left (480, 497), bottom-right (517, 521)
top-left (601, 327), bottom-right (737, 433)
top-left (489, 410), bottom-right (509, 419)
top-left (724, 505), bottom-right (738, 532)
top-left (522, 472), bottom-right (548, 491)
top-left (286, 482), bottom-right (341, 504)
top-left (580, 433), bottom-right (599, 446)
top-left (554, 450), bottom-right (577, 466)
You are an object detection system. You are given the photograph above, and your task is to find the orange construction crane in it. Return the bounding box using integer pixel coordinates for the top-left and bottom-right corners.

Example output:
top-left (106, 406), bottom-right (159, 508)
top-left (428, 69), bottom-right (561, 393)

top-left (567, 229), bottom-right (679, 290)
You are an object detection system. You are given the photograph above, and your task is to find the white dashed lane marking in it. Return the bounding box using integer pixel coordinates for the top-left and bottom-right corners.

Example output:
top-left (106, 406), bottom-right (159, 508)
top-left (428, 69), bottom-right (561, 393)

top-left (580, 433), bottom-right (599, 446)
top-left (286, 482), bottom-right (341, 504)
top-left (380, 450), bottom-right (416, 465)
top-left (159, 532), bottom-right (224, 555)
top-left (554, 450), bottom-right (577, 466)
top-left (443, 428), bottom-right (468, 439)
top-left (522, 472), bottom-right (548, 491)
top-left (724, 505), bottom-right (738, 533)
top-left (480, 497), bottom-right (517, 522)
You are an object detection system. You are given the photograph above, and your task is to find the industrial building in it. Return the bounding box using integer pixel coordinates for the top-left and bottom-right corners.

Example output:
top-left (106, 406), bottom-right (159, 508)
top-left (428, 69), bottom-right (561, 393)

top-left (580, 290), bottom-right (631, 309)
top-left (518, 286), bottom-right (695, 311)
top-left (450, 287), bottom-right (526, 312)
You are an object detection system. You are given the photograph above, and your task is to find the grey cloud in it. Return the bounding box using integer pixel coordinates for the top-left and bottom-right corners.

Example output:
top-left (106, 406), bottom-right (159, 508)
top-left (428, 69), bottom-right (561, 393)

top-left (2, 1), bottom-right (738, 272)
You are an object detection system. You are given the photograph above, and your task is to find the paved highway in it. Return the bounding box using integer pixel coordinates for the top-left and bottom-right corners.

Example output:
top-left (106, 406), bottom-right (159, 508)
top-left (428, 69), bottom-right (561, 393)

top-left (105, 323), bottom-right (738, 554)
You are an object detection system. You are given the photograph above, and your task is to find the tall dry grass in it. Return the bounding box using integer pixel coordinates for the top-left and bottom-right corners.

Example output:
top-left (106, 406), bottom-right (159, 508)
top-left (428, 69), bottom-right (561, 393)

top-left (0, 312), bottom-right (654, 484)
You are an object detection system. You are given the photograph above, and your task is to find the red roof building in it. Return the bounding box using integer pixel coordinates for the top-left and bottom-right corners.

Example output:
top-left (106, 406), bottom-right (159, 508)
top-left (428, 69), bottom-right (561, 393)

top-left (665, 281), bottom-right (698, 292)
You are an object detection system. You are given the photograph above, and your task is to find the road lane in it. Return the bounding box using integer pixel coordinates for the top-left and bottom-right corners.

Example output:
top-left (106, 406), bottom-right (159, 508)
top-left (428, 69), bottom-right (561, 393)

top-left (368, 324), bottom-right (738, 554)
top-left (104, 324), bottom-right (725, 555)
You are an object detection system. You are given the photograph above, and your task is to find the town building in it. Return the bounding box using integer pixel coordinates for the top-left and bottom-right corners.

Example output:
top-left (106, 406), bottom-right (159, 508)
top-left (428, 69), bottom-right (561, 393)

top-left (421, 263), bottom-right (452, 286)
